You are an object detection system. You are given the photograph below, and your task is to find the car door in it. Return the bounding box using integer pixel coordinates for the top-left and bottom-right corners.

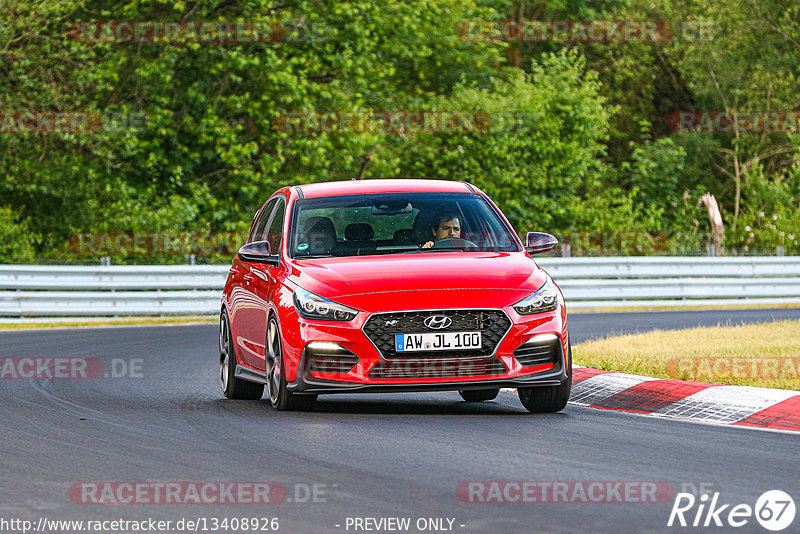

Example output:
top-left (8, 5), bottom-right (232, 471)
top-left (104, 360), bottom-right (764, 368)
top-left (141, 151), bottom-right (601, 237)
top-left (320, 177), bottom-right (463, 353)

top-left (247, 199), bottom-right (285, 369)
top-left (230, 198), bottom-right (278, 371)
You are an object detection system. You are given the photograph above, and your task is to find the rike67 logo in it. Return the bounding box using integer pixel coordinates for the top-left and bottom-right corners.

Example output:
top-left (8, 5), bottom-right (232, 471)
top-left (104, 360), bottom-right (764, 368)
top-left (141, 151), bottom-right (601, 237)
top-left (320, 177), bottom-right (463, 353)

top-left (668, 490), bottom-right (795, 531)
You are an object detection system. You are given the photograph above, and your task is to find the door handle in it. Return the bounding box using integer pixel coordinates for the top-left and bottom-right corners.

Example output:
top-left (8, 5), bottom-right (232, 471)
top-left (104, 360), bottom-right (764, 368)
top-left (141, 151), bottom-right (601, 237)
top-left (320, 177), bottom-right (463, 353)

top-left (243, 273), bottom-right (255, 282)
top-left (229, 267), bottom-right (240, 275)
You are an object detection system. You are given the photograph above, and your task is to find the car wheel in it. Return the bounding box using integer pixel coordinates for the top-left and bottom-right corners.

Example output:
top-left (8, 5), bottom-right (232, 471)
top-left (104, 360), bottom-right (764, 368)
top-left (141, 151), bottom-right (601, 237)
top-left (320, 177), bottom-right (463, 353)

top-left (458, 388), bottom-right (500, 402)
top-left (220, 310), bottom-right (264, 400)
top-left (518, 341), bottom-right (572, 413)
top-left (266, 316), bottom-right (318, 411)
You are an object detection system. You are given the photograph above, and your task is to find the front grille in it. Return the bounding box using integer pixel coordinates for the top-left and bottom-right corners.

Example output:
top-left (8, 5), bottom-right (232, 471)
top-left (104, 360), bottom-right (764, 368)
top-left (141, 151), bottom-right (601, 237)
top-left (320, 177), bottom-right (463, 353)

top-left (369, 357), bottom-right (507, 379)
top-left (363, 309), bottom-right (512, 359)
top-left (514, 335), bottom-right (559, 367)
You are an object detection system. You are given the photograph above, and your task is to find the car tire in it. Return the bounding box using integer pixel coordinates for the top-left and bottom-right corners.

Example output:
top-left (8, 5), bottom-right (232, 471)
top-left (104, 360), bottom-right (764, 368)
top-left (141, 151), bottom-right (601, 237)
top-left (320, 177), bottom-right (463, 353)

top-left (220, 310), bottom-right (264, 400)
top-left (518, 341), bottom-right (572, 413)
top-left (458, 388), bottom-right (500, 402)
top-left (266, 316), bottom-right (318, 411)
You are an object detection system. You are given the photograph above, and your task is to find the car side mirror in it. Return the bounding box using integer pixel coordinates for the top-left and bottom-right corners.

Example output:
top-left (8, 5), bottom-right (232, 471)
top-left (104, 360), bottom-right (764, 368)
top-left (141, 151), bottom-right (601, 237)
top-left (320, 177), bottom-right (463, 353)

top-left (238, 241), bottom-right (279, 264)
top-left (525, 232), bottom-right (558, 254)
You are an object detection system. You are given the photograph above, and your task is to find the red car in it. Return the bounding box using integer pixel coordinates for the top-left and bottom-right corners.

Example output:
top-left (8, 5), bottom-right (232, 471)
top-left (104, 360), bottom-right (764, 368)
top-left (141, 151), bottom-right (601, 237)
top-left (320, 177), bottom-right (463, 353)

top-left (219, 179), bottom-right (571, 412)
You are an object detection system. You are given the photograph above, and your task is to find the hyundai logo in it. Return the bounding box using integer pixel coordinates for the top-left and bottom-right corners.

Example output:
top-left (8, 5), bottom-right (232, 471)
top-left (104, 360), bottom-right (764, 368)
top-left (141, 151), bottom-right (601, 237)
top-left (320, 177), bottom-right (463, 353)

top-left (423, 315), bottom-right (452, 330)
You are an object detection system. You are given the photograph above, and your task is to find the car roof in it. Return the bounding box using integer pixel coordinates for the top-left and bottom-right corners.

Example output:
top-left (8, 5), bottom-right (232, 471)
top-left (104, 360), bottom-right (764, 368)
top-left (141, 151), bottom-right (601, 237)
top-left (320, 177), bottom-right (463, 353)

top-left (295, 179), bottom-right (476, 199)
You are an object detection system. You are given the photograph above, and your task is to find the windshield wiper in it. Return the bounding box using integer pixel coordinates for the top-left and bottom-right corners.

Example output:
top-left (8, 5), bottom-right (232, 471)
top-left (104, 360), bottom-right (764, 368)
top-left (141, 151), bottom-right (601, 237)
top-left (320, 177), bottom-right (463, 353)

top-left (420, 247), bottom-right (467, 252)
top-left (295, 254), bottom-right (334, 259)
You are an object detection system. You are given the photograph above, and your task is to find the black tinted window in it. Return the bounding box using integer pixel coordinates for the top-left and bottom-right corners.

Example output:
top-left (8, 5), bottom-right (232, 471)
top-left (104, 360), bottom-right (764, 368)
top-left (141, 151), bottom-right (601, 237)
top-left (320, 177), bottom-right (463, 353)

top-left (249, 198), bottom-right (278, 243)
top-left (265, 200), bottom-right (285, 254)
top-left (290, 193), bottom-right (520, 258)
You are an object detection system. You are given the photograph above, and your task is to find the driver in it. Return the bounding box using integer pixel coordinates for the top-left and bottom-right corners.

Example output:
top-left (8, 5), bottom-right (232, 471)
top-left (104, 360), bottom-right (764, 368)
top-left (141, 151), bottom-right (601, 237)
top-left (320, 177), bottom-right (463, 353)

top-left (422, 212), bottom-right (461, 249)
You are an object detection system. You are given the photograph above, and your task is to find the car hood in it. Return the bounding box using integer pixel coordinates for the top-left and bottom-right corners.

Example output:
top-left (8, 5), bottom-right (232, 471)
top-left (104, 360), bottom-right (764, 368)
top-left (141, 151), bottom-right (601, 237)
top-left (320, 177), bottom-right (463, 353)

top-left (286, 252), bottom-right (547, 310)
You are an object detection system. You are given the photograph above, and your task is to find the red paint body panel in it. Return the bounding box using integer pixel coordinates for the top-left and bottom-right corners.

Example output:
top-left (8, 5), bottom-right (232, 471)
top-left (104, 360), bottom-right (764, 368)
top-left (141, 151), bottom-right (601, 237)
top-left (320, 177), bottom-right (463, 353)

top-left (286, 252), bottom-right (545, 299)
top-left (297, 179), bottom-right (473, 198)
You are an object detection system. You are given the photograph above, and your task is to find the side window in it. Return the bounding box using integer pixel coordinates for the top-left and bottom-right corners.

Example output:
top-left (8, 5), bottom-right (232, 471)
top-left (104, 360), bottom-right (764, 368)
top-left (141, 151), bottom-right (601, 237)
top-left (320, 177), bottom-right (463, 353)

top-left (265, 200), bottom-right (285, 255)
top-left (248, 198), bottom-right (278, 243)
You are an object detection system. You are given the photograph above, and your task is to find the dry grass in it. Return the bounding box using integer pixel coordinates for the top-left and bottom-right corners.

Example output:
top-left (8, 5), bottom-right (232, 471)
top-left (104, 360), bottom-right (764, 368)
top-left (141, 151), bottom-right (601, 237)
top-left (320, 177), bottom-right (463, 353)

top-left (573, 320), bottom-right (800, 390)
top-left (571, 302), bottom-right (800, 313)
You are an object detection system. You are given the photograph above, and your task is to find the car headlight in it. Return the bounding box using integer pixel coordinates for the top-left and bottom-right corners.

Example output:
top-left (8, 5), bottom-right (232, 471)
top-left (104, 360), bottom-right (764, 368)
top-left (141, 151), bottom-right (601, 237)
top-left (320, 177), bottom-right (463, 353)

top-left (513, 279), bottom-right (559, 315)
top-left (293, 287), bottom-right (358, 321)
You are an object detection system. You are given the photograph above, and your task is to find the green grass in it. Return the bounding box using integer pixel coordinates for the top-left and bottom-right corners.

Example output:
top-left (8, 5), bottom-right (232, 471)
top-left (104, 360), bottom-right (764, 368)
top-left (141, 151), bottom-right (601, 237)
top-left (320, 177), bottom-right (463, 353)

top-left (570, 302), bottom-right (800, 314)
top-left (574, 320), bottom-right (800, 390)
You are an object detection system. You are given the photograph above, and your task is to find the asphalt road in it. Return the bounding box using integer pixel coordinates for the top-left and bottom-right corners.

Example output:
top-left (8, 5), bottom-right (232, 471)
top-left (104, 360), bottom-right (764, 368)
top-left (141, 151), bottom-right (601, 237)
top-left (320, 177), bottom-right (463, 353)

top-left (1, 309), bottom-right (798, 534)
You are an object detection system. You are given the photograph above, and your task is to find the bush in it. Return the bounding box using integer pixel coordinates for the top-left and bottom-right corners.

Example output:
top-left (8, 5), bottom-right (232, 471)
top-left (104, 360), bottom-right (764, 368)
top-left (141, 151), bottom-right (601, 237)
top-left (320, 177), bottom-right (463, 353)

top-left (0, 206), bottom-right (38, 263)
top-left (726, 164), bottom-right (800, 252)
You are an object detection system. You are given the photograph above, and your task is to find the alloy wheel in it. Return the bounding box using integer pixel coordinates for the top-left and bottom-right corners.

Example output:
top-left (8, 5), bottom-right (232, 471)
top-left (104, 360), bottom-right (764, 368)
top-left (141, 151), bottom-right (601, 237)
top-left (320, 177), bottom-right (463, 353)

top-left (219, 316), bottom-right (230, 392)
top-left (266, 319), bottom-right (282, 405)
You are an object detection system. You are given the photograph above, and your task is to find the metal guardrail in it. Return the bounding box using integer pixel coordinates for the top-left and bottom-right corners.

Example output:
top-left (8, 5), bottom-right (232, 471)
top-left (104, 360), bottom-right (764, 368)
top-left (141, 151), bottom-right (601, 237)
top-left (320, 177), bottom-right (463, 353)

top-left (537, 256), bottom-right (800, 278)
top-left (2, 257), bottom-right (800, 316)
top-left (537, 257), bottom-right (800, 308)
top-left (0, 265), bottom-right (228, 317)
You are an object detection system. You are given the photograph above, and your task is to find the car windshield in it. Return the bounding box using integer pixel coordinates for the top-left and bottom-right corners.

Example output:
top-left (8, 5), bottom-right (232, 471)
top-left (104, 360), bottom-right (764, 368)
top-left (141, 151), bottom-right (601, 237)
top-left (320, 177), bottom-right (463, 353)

top-left (289, 192), bottom-right (521, 258)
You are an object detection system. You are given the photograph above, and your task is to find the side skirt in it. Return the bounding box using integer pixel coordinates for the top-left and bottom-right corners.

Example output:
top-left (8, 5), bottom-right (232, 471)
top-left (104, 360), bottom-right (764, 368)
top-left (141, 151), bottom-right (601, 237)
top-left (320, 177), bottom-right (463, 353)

top-left (235, 364), bottom-right (267, 384)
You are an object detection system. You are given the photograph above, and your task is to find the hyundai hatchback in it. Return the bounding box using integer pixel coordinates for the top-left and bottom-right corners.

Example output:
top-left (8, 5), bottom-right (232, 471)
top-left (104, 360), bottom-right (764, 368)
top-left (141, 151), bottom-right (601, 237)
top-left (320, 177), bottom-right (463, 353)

top-left (219, 179), bottom-right (570, 412)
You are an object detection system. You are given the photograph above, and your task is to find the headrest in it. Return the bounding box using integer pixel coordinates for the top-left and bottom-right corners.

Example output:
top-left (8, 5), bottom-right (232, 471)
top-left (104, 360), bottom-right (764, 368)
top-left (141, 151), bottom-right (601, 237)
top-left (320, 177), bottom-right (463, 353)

top-left (299, 216), bottom-right (336, 255)
top-left (345, 223), bottom-right (374, 241)
top-left (303, 216), bottom-right (336, 236)
top-left (393, 229), bottom-right (414, 244)
top-left (412, 210), bottom-right (436, 243)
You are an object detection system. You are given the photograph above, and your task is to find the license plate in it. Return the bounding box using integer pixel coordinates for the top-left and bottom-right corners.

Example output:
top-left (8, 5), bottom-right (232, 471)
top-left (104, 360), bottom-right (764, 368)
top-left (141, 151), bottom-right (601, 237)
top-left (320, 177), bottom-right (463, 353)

top-left (395, 331), bottom-right (481, 352)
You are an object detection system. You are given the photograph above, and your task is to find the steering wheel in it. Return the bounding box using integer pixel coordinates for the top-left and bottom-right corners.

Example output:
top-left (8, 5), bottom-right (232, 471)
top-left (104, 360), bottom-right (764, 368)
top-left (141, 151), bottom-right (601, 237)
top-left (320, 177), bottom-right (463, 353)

top-left (431, 237), bottom-right (479, 250)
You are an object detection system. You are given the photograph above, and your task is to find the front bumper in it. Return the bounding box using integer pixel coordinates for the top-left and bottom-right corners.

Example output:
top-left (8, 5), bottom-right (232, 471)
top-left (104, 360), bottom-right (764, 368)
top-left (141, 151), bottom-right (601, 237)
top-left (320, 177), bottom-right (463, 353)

top-left (274, 282), bottom-right (570, 394)
top-left (288, 368), bottom-right (568, 395)
top-left (287, 326), bottom-right (570, 395)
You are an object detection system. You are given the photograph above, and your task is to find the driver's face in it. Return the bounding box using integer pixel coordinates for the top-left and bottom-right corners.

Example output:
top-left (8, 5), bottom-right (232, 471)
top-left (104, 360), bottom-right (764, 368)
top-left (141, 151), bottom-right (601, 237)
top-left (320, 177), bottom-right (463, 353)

top-left (433, 218), bottom-right (461, 241)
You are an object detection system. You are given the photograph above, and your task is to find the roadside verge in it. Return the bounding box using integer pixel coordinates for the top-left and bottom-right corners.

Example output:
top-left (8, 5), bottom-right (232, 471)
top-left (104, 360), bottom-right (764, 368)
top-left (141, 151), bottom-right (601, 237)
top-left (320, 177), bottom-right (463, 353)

top-left (0, 316), bottom-right (216, 330)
